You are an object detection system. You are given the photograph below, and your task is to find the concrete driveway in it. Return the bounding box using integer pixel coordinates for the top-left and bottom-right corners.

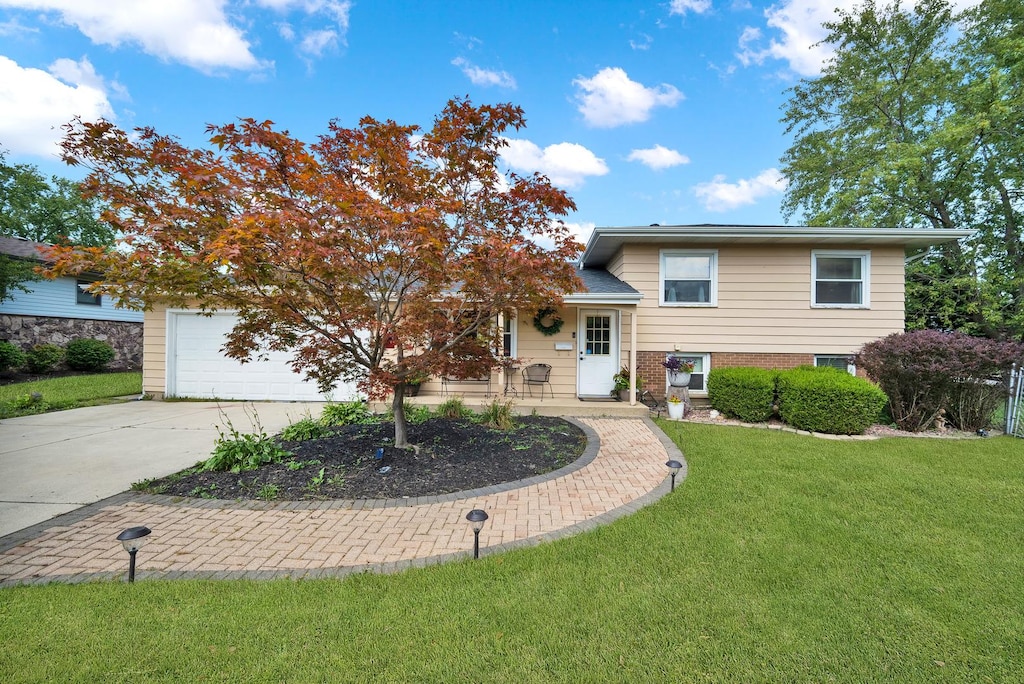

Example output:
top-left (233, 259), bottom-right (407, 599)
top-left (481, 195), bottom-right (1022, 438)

top-left (0, 400), bottom-right (325, 538)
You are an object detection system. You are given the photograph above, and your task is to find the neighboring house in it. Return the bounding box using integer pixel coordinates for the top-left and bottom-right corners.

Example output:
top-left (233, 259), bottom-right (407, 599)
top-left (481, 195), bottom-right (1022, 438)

top-left (141, 224), bottom-right (971, 402)
top-left (0, 235), bottom-right (143, 367)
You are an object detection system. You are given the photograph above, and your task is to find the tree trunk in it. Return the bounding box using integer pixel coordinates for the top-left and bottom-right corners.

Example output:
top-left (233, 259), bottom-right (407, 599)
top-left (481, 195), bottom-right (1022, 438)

top-left (391, 384), bottom-right (409, 449)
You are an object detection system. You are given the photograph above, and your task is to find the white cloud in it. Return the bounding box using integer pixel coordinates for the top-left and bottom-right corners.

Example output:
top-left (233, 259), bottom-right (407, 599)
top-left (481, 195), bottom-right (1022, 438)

top-left (629, 33), bottom-right (653, 51)
top-left (299, 28), bottom-right (338, 57)
top-left (529, 220), bottom-right (595, 252)
top-left (738, 0), bottom-right (982, 77)
top-left (500, 138), bottom-right (609, 189)
top-left (693, 168), bottom-right (787, 211)
top-left (669, 0), bottom-right (712, 16)
top-left (627, 145), bottom-right (690, 170)
top-left (0, 55), bottom-right (115, 158)
top-left (573, 67), bottom-right (683, 128)
top-left (451, 57), bottom-right (516, 89)
top-left (0, 0), bottom-right (263, 72)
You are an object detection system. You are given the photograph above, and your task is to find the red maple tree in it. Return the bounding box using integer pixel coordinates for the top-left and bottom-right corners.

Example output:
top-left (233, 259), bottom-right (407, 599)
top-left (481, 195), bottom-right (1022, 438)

top-left (46, 99), bottom-right (582, 447)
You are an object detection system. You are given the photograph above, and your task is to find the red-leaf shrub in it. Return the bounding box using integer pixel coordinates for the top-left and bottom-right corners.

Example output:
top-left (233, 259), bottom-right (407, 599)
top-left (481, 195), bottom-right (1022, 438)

top-left (858, 331), bottom-right (1024, 432)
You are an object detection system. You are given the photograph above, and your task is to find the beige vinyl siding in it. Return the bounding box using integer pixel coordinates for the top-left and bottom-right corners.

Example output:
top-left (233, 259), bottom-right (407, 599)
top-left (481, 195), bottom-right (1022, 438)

top-left (513, 307), bottom-right (578, 397)
top-left (618, 243), bottom-right (905, 354)
top-left (142, 305), bottom-right (167, 396)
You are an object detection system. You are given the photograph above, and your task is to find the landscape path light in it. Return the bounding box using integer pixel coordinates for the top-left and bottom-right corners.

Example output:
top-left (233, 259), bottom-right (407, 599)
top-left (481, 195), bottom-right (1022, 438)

top-left (465, 509), bottom-right (489, 559)
top-left (116, 526), bottom-right (151, 583)
top-left (665, 460), bottom-right (683, 492)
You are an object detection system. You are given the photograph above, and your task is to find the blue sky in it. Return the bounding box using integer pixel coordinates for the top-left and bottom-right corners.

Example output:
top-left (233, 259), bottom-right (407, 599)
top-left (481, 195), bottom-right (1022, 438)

top-left (0, 1), bottom-right (902, 243)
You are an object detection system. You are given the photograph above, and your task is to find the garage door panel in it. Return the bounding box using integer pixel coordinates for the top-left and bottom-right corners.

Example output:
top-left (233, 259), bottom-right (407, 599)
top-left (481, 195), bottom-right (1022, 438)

top-left (169, 312), bottom-right (361, 401)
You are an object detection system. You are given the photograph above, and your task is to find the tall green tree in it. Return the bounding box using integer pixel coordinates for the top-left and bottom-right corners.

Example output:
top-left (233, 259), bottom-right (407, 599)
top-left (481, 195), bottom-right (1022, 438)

top-left (780, 0), bottom-right (1024, 339)
top-left (0, 156), bottom-right (114, 247)
top-left (0, 154), bottom-right (115, 302)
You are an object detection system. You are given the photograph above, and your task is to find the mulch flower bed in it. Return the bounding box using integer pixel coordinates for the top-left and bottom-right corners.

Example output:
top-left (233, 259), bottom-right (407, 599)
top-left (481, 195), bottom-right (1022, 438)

top-left (144, 416), bottom-right (587, 501)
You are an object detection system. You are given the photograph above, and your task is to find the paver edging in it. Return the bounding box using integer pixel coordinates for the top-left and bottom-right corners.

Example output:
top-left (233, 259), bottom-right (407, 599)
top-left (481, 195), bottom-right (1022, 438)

top-left (0, 417), bottom-right (687, 586)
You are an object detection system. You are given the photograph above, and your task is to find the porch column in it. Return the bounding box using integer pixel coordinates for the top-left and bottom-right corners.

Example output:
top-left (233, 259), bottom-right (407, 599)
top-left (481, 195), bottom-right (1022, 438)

top-left (629, 308), bottom-right (638, 406)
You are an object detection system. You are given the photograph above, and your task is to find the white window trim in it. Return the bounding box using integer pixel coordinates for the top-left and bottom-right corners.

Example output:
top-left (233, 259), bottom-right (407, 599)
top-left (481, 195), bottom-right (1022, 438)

top-left (659, 249), bottom-right (718, 307)
top-left (814, 354), bottom-right (856, 376)
top-left (501, 313), bottom-right (518, 358)
top-left (811, 250), bottom-right (870, 309)
top-left (666, 352), bottom-right (710, 395)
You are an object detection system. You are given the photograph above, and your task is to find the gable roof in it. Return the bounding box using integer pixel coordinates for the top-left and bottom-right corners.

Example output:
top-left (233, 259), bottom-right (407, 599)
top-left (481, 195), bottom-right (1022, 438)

top-left (581, 224), bottom-right (975, 268)
top-left (0, 235), bottom-right (50, 262)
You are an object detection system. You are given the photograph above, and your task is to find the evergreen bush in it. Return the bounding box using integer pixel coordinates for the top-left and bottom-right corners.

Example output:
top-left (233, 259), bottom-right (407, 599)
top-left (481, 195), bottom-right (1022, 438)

top-left (707, 367), bottom-right (776, 423)
top-left (0, 341), bottom-right (26, 373)
top-left (777, 368), bottom-right (886, 435)
top-left (64, 338), bottom-right (115, 371)
top-left (25, 344), bottom-right (64, 374)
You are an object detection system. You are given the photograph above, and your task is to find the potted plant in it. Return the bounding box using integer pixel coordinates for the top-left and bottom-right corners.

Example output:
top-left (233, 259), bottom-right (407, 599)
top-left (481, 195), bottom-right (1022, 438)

top-left (405, 371), bottom-right (429, 397)
top-left (662, 356), bottom-right (695, 387)
top-left (611, 366), bottom-right (643, 401)
top-left (667, 394), bottom-right (686, 420)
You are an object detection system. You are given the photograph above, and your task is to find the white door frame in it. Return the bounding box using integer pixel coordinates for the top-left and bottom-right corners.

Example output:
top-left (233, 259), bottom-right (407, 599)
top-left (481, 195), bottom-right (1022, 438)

top-left (576, 308), bottom-right (620, 398)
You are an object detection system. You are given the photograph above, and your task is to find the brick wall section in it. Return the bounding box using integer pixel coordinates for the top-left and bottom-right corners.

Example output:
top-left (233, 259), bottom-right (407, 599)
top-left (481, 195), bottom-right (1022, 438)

top-left (636, 350), bottom-right (814, 395)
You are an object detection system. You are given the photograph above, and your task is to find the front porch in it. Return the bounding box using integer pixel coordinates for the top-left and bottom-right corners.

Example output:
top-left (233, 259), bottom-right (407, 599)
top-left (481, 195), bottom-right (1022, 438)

top-left (375, 393), bottom-right (651, 418)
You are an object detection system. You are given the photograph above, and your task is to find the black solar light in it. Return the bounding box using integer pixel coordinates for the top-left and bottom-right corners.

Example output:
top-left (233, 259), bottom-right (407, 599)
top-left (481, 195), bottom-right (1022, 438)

top-left (665, 460), bottom-right (683, 492)
top-left (116, 526), bottom-right (151, 583)
top-left (465, 509), bottom-right (489, 559)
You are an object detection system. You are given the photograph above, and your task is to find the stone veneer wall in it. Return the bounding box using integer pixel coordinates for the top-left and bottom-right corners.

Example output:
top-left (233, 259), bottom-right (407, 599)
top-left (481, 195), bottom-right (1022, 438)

top-left (636, 351), bottom-right (814, 395)
top-left (0, 315), bottom-right (143, 368)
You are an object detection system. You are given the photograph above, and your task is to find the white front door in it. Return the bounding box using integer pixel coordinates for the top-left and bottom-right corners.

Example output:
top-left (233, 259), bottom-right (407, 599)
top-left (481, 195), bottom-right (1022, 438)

top-left (577, 309), bottom-right (619, 398)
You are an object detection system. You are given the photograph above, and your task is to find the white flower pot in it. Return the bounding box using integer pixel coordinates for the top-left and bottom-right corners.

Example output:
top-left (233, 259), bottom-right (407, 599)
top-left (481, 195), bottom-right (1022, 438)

top-left (668, 371), bottom-right (691, 387)
top-left (667, 401), bottom-right (685, 420)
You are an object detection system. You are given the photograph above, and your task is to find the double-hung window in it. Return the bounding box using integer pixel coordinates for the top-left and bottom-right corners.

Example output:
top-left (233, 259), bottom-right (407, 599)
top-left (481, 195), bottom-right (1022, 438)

top-left (660, 250), bottom-right (717, 306)
top-left (812, 250), bottom-right (869, 308)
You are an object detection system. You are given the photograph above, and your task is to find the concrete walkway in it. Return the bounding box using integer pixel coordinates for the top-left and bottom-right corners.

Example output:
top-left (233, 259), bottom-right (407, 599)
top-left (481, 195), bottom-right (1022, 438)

top-left (0, 416), bottom-right (683, 586)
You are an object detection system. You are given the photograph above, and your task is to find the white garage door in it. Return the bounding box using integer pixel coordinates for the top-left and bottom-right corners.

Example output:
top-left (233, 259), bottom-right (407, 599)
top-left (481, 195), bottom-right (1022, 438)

top-left (168, 312), bottom-right (361, 401)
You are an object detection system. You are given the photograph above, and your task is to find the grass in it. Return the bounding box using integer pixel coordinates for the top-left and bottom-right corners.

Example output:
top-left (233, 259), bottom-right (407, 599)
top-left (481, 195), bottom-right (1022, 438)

top-left (1, 423), bottom-right (1023, 681)
top-left (0, 372), bottom-right (142, 417)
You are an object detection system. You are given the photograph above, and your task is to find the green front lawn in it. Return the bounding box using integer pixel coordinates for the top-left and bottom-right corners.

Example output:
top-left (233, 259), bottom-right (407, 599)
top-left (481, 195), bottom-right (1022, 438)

top-left (1, 423), bottom-right (1022, 681)
top-left (0, 372), bottom-right (142, 418)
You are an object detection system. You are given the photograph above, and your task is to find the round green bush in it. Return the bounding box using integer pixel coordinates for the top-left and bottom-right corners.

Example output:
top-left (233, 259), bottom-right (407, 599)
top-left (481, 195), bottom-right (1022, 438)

top-left (0, 341), bottom-right (26, 373)
top-left (777, 368), bottom-right (887, 435)
top-left (707, 366), bottom-right (777, 423)
top-left (25, 343), bottom-right (64, 374)
top-left (65, 338), bottom-right (116, 371)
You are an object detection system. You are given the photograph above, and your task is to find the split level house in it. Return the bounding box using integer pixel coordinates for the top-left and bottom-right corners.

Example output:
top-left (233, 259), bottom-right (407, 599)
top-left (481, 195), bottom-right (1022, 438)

top-left (141, 224), bottom-right (971, 404)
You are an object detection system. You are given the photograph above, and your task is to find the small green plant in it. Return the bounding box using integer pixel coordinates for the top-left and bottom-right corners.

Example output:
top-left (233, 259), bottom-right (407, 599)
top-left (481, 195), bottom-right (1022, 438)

top-left (280, 416), bottom-right (331, 441)
top-left (320, 401), bottom-right (376, 426)
top-left (0, 341), bottom-right (26, 373)
top-left (25, 343), bottom-right (64, 374)
top-left (64, 338), bottom-right (116, 371)
top-left (188, 483), bottom-right (219, 498)
top-left (256, 483), bottom-right (281, 500)
top-left (285, 458), bottom-right (323, 471)
top-left (478, 398), bottom-right (516, 430)
top-left (437, 396), bottom-right (474, 420)
top-left (306, 467), bottom-right (327, 493)
top-left (202, 409), bottom-right (291, 473)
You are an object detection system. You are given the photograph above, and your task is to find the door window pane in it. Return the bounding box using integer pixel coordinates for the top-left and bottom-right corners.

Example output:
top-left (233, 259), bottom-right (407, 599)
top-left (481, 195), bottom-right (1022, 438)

top-left (585, 315), bottom-right (611, 355)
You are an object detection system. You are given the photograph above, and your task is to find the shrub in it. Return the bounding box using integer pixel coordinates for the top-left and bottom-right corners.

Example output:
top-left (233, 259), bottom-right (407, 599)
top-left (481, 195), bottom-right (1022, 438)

top-left (203, 416), bottom-right (291, 473)
top-left (777, 368), bottom-right (887, 435)
top-left (437, 396), bottom-right (474, 420)
top-left (25, 344), bottom-right (64, 374)
top-left (320, 401), bottom-right (376, 426)
top-left (858, 330), bottom-right (1024, 432)
top-left (478, 398), bottom-right (516, 430)
top-left (65, 338), bottom-right (115, 371)
top-left (0, 341), bottom-right (26, 373)
top-left (279, 416), bottom-right (331, 442)
top-left (707, 367), bottom-right (777, 423)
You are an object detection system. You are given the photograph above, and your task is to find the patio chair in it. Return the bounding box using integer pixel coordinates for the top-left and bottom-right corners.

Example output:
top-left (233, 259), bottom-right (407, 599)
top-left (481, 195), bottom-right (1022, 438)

top-left (522, 363), bottom-right (553, 400)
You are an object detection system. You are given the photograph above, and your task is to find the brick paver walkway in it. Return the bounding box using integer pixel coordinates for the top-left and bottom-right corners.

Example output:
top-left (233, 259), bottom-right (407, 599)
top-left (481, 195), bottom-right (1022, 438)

top-left (0, 417), bottom-right (683, 586)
